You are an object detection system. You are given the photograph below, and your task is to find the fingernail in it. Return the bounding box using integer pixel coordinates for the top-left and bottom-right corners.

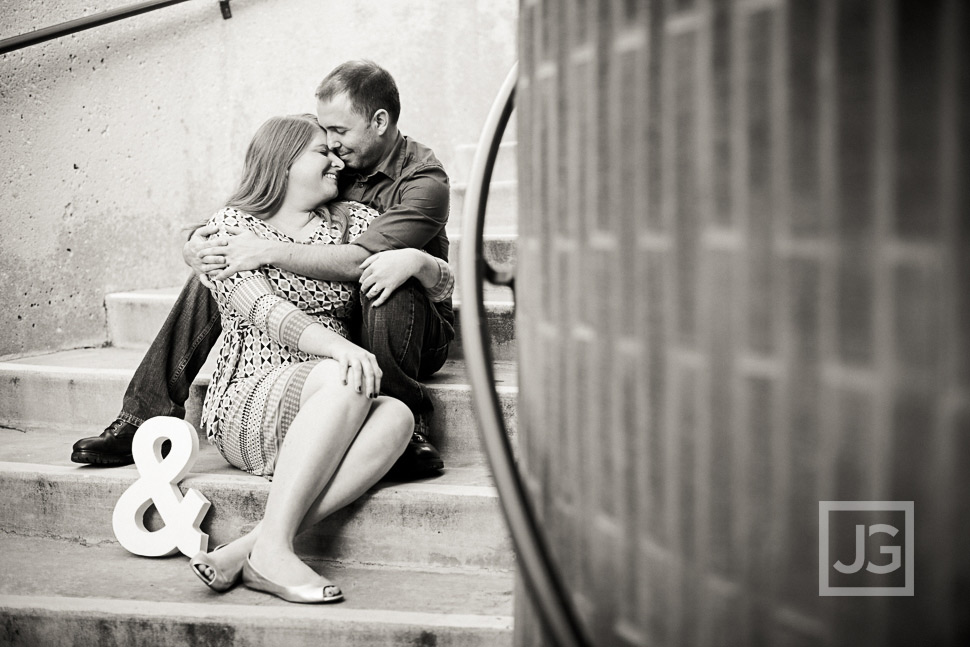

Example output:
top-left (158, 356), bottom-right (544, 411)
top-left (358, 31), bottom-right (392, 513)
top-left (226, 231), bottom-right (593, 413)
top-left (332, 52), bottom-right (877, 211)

top-left (356, 386), bottom-right (362, 393)
top-left (343, 379), bottom-right (347, 385)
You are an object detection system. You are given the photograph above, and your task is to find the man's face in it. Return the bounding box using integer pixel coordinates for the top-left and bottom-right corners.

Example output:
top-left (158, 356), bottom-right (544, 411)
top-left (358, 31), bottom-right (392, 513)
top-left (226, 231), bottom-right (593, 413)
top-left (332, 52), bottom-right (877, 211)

top-left (316, 92), bottom-right (384, 173)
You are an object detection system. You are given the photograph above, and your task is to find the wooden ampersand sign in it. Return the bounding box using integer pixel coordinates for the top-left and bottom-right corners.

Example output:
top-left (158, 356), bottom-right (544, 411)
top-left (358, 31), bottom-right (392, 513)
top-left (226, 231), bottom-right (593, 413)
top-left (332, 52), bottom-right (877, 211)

top-left (112, 417), bottom-right (211, 557)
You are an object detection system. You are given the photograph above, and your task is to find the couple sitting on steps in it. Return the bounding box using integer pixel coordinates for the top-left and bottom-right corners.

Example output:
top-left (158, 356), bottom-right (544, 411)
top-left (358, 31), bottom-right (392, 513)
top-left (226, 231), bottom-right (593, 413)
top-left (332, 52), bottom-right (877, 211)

top-left (71, 60), bottom-right (456, 604)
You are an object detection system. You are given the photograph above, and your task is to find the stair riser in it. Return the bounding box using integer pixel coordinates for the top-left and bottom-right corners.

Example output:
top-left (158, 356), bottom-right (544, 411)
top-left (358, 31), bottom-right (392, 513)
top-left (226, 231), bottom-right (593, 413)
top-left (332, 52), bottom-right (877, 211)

top-left (450, 302), bottom-right (516, 362)
top-left (0, 603), bottom-right (511, 647)
top-left (0, 370), bottom-right (517, 466)
top-left (0, 465), bottom-right (514, 572)
top-left (106, 295), bottom-right (518, 362)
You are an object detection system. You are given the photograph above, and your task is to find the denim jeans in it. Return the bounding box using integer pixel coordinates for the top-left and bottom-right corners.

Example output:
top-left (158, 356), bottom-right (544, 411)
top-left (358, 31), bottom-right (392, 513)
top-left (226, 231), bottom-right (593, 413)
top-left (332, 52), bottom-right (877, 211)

top-left (117, 274), bottom-right (222, 426)
top-left (359, 279), bottom-right (453, 418)
top-left (118, 275), bottom-right (453, 425)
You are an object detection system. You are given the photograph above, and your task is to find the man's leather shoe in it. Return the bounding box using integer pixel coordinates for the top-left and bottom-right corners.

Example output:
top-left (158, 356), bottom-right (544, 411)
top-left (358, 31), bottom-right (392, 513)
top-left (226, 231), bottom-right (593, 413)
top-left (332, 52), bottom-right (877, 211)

top-left (384, 416), bottom-right (444, 481)
top-left (405, 430), bottom-right (444, 471)
top-left (71, 419), bottom-right (138, 466)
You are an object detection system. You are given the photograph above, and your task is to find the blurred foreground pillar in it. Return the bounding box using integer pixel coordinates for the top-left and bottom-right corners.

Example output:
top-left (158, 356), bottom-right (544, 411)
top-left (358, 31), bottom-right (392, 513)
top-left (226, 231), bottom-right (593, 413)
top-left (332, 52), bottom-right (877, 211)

top-left (514, 1), bottom-right (969, 645)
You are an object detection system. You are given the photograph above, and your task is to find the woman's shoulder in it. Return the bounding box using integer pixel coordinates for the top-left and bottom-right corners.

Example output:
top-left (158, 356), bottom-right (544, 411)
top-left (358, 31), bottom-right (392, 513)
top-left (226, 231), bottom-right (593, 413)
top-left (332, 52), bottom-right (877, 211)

top-left (341, 201), bottom-right (379, 221)
top-left (207, 206), bottom-right (256, 230)
top-left (331, 201), bottom-right (379, 243)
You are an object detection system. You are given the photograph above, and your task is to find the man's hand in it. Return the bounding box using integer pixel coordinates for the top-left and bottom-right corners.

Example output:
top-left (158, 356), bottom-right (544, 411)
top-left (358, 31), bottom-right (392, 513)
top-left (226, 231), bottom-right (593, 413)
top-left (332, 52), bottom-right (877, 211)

top-left (182, 224), bottom-right (227, 288)
top-left (359, 248), bottom-right (433, 307)
top-left (183, 224), bottom-right (224, 276)
top-left (208, 228), bottom-right (277, 281)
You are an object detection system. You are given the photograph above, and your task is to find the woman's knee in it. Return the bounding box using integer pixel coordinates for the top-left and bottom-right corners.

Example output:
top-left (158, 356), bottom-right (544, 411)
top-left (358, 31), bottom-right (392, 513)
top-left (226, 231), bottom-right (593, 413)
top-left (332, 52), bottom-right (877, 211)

top-left (377, 397), bottom-right (415, 444)
top-left (300, 360), bottom-right (369, 410)
top-left (300, 360), bottom-right (342, 402)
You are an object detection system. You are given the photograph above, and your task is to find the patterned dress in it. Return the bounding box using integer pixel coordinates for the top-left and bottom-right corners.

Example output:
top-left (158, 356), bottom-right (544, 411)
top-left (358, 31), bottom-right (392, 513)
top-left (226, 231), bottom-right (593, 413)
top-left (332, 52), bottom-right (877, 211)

top-left (200, 203), bottom-right (379, 478)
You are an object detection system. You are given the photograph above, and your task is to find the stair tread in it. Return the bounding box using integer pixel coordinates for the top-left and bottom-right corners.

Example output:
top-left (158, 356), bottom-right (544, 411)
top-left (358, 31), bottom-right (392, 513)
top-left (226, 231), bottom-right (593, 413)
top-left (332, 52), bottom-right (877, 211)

top-left (0, 533), bottom-right (513, 622)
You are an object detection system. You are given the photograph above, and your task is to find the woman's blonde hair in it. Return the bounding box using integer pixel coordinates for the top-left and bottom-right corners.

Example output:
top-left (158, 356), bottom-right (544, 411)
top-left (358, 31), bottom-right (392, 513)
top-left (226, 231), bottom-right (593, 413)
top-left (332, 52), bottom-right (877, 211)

top-left (226, 113), bottom-right (349, 240)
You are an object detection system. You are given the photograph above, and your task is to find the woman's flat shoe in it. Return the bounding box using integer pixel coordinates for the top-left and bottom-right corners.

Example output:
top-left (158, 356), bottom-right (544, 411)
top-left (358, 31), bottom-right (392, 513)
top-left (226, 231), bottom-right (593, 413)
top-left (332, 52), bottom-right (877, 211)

top-left (189, 544), bottom-right (242, 593)
top-left (241, 556), bottom-right (344, 604)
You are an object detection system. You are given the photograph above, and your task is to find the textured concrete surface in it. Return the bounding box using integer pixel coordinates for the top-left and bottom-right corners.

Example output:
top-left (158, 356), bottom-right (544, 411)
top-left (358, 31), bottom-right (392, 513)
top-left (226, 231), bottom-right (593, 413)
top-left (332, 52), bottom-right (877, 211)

top-left (1, 0), bottom-right (518, 358)
top-left (0, 534), bottom-right (512, 646)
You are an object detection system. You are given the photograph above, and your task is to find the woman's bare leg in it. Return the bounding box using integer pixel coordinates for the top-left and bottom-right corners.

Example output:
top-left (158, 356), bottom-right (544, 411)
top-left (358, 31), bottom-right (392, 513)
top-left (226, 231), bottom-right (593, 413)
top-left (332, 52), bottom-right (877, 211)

top-left (298, 395), bottom-right (413, 523)
top-left (195, 395), bottom-right (412, 583)
top-left (245, 360), bottom-right (372, 586)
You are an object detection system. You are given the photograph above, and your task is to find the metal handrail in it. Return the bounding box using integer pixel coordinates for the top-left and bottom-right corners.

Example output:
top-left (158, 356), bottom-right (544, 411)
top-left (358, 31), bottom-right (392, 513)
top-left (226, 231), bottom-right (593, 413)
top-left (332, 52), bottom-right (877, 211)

top-left (0, 0), bottom-right (231, 56)
top-left (458, 62), bottom-right (591, 647)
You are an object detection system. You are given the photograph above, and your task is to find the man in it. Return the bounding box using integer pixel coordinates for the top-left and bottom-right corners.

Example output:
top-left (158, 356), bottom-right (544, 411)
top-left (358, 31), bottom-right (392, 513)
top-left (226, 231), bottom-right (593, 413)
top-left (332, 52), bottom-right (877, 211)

top-left (71, 60), bottom-right (454, 478)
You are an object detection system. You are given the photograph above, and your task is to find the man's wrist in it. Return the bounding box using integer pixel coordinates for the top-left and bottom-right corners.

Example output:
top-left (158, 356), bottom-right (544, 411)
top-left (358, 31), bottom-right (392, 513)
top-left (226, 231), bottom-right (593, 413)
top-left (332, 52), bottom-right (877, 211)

top-left (262, 240), bottom-right (285, 266)
top-left (416, 253), bottom-right (441, 288)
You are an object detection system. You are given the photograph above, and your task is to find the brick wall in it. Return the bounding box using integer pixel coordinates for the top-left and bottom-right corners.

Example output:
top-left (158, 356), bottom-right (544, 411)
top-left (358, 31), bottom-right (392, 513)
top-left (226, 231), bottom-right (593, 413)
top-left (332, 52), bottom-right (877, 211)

top-left (515, 0), bottom-right (969, 645)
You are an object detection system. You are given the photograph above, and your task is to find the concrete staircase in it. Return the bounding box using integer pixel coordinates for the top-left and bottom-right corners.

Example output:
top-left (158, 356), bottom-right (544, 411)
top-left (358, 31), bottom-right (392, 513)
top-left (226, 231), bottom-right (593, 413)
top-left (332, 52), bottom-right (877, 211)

top-left (0, 144), bottom-right (518, 645)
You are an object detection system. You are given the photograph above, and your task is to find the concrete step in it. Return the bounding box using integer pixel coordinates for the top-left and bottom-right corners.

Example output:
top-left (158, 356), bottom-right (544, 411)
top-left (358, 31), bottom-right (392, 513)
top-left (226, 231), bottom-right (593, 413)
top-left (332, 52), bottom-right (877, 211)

top-left (0, 426), bottom-right (513, 571)
top-left (451, 232), bottom-right (517, 279)
top-left (105, 288), bottom-right (517, 362)
top-left (0, 350), bottom-right (518, 468)
top-left (0, 534), bottom-right (512, 646)
top-left (452, 140), bottom-right (518, 185)
top-left (448, 180), bottom-right (518, 237)
top-left (105, 233), bottom-right (517, 358)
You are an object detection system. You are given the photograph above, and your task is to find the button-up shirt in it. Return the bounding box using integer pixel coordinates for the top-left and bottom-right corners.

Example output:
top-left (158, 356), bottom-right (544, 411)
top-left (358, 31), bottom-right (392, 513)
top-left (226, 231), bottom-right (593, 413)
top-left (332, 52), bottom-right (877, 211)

top-left (340, 132), bottom-right (454, 327)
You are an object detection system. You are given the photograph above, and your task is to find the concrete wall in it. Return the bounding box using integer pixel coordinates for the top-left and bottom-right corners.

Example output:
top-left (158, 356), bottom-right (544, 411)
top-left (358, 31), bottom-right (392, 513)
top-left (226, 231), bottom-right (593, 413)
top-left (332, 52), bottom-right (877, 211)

top-left (0, 0), bottom-right (517, 357)
top-left (515, 0), bottom-right (969, 645)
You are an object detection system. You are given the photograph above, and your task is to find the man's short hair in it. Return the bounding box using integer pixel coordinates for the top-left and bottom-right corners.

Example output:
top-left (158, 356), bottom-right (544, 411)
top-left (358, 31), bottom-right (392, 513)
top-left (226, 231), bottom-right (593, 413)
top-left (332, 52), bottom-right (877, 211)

top-left (315, 60), bottom-right (401, 125)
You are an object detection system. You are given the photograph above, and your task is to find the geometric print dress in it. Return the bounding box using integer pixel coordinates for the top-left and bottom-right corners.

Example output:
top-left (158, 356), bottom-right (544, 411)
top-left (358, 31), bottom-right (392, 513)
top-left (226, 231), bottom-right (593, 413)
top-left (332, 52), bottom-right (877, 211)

top-left (200, 202), bottom-right (379, 478)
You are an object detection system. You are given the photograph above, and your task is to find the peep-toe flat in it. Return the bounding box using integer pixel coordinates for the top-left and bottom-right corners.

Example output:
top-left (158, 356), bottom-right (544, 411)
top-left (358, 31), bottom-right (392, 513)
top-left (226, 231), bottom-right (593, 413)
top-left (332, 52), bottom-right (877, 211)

top-left (189, 544), bottom-right (243, 593)
top-left (241, 555), bottom-right (344, 604)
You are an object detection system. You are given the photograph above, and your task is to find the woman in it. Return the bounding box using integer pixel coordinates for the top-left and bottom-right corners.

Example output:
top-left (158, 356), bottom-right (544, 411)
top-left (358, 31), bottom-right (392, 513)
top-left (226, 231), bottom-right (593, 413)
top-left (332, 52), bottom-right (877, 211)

top-left (188, 113), bottom-right (453, 603)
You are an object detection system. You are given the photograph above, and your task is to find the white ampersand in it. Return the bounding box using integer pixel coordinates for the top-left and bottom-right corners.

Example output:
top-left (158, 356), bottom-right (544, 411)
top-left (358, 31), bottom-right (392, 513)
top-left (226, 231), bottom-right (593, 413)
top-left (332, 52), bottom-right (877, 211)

top-left (112, 416), bottom-right (211, 557)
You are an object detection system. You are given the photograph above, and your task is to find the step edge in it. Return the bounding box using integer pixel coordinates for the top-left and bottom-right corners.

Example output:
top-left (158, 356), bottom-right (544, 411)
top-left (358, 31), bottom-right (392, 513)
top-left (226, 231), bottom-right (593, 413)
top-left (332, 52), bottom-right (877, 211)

top-left (0, 594), bottom-right (514, 630)
top-left (0, 359), bottom-right (520, 392)
top-left (0, 461), bottom-right (501, 500)
top-left (104, 291), bottom-right (517, 308)
top-left (451, 179), bottom-right (518, 191)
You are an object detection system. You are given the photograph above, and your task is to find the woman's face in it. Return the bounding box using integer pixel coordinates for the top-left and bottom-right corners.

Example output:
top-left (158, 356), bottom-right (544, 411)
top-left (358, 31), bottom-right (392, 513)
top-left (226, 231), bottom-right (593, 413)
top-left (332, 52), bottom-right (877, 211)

top-left (287, 129), bottom-right (344, 207)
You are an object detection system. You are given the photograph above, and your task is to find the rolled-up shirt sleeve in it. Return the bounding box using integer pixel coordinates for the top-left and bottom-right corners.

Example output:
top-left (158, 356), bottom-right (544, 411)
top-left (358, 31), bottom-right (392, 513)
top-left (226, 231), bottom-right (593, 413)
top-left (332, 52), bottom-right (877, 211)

top-left (351, 164), bottom-right (450, 254)
top-left (426, 256), bottom-right (455, 303)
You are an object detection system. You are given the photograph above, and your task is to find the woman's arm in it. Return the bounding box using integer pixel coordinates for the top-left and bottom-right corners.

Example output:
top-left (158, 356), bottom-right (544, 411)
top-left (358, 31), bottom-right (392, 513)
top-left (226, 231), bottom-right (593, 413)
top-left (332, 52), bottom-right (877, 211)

top-left (206, 209), bottom-right (381, 395)
top-left (214, 267), bottom-right (382, 396)
top-left (358, 248), bottom-right (455, 307)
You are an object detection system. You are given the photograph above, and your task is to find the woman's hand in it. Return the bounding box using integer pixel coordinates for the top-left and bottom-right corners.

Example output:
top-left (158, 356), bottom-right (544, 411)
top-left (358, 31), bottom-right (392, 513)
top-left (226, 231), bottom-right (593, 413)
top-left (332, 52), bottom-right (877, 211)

top-left (330, 338), bottom-right (383, 398)
top-left (359, 248), bottom-right (436, 307)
